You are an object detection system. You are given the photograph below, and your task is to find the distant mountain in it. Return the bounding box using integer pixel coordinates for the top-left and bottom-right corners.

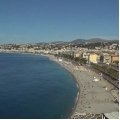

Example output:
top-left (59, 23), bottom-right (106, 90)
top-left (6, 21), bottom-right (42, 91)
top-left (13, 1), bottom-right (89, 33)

top-left (71, 38), bottom-right (119, 43)
top-left (36, 42), bottom-right (47, 44)
top-left (88, 38), bottom-right (107, 42)
top-left (71, 39), bottom-right (86, 43)
top-left (50, 41), bottom-right (68, 44)
top-left (36, 38), bottom-right (118, 44)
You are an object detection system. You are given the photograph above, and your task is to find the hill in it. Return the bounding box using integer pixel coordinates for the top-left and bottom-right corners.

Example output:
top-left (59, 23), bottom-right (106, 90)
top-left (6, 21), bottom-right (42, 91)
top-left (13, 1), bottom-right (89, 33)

top-left (71, 38), bottom-right (118, 43)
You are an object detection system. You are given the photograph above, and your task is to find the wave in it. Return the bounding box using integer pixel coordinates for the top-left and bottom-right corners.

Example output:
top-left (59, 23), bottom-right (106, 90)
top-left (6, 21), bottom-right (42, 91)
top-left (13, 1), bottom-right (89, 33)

top-left (76, 84), bottom-right (79, 88)
top-left (74, 92), bottom-right (79, 104)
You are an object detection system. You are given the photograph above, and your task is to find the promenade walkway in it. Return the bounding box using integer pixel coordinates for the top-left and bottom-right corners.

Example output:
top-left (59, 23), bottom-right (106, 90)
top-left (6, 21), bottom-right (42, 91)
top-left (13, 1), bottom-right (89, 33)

top-left (49, 56), bottom-right (119, 119)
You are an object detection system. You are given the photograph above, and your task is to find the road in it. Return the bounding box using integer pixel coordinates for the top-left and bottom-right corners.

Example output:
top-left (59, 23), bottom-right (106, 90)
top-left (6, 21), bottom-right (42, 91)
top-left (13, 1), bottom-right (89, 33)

top-left (98, 62), bottom-right (119, 72)
top-left (84, 64), bottom-right (119, 89)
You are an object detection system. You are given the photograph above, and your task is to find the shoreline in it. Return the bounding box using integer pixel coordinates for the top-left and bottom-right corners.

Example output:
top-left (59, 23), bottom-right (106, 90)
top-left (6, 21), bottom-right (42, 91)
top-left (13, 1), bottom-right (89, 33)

top-left (48, 55), bottom-right (119, 119)
top-left (55, 61), bottom-right (80, 119)
top-left (59, 65), bottom-right (80, 119)
top-left (48, 56), bottom-right (83, 118)
top-left (1, 52), bottom-right (119, 118)
top-left (0, 52), bottom-right (80, 118)
top-left (47, 55), bottom-right (80, 118)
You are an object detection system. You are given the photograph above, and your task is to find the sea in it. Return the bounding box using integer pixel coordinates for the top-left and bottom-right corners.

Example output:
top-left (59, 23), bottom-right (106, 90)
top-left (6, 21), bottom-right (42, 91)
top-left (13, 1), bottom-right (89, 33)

top-left (0, 52), bottom-right (78, 119)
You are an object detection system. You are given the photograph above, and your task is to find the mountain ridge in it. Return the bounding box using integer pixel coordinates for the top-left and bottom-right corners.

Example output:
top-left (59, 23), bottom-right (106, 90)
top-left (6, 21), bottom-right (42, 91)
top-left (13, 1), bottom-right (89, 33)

top-left (71, 38), bottom-right (118, 43)
top-left (36, 38), bottom-right (119, 44)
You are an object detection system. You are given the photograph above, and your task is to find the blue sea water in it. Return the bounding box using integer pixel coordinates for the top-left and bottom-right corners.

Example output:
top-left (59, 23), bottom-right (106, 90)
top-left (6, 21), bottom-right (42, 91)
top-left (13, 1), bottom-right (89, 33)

top-left (0, 53), bottom-right (78, 119)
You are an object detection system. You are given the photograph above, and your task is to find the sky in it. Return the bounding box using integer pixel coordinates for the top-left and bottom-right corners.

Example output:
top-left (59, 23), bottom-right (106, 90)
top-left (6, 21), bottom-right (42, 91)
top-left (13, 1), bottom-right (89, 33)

top-left (0, 0), bottom-right (119, 44)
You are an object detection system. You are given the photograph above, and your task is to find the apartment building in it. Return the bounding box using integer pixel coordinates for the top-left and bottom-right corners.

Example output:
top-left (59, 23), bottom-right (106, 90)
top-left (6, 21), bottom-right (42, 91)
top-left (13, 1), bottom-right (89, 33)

top-left (82, 52), bottom-right (90, 63)
top-left (100, 55), bottom-right (111, 63)
top-left (88, 53), bottom-right (100, 64)
top-left (111, 55), bottom-right (119, 63)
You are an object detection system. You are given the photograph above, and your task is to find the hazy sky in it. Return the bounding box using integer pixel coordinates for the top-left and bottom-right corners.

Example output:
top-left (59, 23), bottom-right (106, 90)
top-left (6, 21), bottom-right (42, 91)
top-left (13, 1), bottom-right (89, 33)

top-left (0, 0), bottom-right (119, 44)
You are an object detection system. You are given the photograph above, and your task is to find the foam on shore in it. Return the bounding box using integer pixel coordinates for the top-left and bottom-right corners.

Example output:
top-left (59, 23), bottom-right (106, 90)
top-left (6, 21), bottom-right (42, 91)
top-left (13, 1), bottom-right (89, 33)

top-left (75, 92), bottom-right (79, 104)
top-left (76, 83), bottom-right (79, 88)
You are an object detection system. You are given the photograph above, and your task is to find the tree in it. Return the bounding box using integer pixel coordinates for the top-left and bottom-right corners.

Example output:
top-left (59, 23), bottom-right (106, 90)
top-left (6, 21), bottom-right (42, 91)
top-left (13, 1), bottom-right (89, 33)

top-left (91, 63), bottom-right (119, 80)
top-left (80, 58), bottom-right (87, 64)
top-left (74, 57), bottom-right (79, 62)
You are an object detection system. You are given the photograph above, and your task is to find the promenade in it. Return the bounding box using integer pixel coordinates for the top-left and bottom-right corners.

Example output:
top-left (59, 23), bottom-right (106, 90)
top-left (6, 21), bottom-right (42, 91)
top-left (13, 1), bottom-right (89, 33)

top-left (49, 56), bottom-right (119, 119)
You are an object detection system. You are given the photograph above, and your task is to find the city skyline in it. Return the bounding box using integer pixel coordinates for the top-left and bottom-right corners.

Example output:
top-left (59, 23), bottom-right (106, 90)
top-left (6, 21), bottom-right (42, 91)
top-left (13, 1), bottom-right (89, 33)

top-left (0, 0), bottom-right (119, 44)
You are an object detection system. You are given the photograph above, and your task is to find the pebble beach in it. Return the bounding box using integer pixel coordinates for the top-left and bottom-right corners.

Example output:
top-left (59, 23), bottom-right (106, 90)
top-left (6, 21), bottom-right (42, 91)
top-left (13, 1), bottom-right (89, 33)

top-left (49, 56), bottom-right (119, 119)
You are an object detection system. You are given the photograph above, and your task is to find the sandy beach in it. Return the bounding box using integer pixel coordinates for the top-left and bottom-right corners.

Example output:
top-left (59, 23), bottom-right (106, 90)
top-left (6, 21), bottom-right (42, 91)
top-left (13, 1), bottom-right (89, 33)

top-left (48, 56), bottom-right (119, 118)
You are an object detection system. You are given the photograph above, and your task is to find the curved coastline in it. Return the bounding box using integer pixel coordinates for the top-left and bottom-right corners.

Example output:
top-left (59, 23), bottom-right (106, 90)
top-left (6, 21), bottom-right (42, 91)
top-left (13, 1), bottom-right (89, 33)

top-left (40, 54), bottom-right (80, 118)
top-left (58, 64), bottom-right (80, 119)
top-left (60, 66), bottom-right (80, 118)
top-left (1, 52), bottom-right (118, 119)
top-left (47, 56), bottom-right (80, 118)
top-left (0, 52), bottom-right (79, 118)
top-left (48, 55), bottom-right (119, 119)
